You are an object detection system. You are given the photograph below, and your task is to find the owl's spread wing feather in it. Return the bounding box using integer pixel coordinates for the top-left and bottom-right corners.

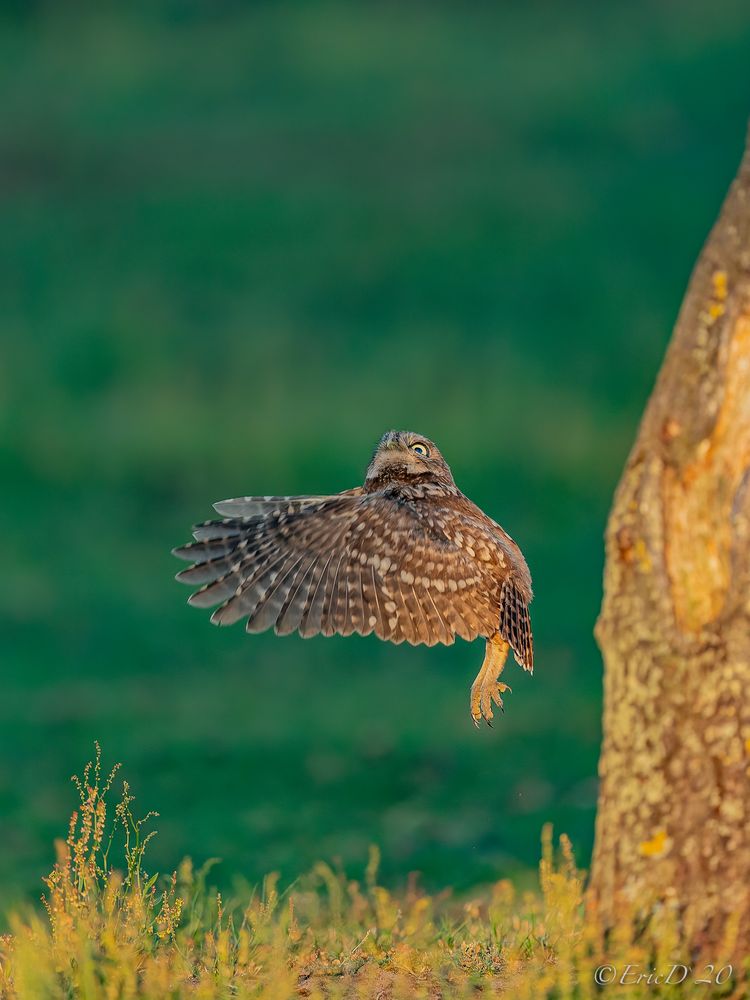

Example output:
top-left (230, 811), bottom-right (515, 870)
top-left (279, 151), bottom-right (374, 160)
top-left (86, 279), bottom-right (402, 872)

top-left (173, 490), bottom-right (514, 647)
top-left (212, 494), bottom-right (347, 518)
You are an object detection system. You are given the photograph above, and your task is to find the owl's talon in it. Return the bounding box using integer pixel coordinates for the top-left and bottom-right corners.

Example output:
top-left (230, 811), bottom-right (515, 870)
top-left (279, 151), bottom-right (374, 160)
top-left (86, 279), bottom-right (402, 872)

top-left (470, 684), bottom-right (504, 726)
top-left (491, 682), bottom-right (511, 710)
top-left (470, 639), bottom-right (512, 728)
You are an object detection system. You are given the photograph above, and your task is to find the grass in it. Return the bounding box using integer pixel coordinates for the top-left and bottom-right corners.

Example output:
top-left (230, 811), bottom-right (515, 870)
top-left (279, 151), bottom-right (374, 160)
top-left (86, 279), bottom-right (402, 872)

top-left (1, 748), bottom-right (747, 999)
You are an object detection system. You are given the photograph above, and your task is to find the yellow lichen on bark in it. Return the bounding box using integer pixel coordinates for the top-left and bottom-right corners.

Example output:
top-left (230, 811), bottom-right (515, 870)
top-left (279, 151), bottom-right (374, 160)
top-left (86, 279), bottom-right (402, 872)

top-left (639, 829), bottom-right (670, 859)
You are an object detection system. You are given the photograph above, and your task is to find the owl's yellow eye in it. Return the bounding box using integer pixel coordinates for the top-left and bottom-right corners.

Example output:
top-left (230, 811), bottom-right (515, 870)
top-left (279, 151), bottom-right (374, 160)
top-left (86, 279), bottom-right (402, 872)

top-left (410, 442), bottom-right (430, 457)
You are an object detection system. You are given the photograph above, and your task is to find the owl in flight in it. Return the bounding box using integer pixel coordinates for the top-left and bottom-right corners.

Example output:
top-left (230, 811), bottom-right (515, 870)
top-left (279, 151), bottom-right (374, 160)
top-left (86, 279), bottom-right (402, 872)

top-left (174, 431), bottom-right (533, 725)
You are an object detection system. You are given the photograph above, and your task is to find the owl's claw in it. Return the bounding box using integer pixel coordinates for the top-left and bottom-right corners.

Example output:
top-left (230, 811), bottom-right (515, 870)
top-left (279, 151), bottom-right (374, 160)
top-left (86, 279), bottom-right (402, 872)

top-left (470, 635), bottom-right (512, 728)
top-left (471, 681), bottom-right (512, 726)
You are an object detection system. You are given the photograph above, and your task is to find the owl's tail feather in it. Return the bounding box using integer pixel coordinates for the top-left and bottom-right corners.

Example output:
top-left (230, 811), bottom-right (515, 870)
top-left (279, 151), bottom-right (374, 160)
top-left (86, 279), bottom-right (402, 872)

top-left (499, 579), bottom-right (534, 674)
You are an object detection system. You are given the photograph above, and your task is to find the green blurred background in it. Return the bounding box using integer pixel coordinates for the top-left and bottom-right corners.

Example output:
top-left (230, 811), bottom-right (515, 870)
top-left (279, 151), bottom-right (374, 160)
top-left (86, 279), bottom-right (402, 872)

top-left (2, 0), bottom-right (750, 911)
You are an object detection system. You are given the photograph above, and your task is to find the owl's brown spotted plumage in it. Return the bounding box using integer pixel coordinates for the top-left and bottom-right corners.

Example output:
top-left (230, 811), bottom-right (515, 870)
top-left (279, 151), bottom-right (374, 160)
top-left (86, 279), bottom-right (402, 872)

top-left (173, 430), bottom-right (533, 725)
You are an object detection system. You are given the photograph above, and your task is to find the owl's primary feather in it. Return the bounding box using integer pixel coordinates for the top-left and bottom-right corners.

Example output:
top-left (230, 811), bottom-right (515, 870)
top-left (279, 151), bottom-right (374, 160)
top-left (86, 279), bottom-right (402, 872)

top-left (174, 430), bottom-right (533, 724)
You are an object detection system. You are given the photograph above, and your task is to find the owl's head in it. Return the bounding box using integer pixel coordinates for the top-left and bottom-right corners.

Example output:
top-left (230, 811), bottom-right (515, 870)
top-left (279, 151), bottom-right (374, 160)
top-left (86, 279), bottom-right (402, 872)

top-left (364, 430), bottom-right (455, 487)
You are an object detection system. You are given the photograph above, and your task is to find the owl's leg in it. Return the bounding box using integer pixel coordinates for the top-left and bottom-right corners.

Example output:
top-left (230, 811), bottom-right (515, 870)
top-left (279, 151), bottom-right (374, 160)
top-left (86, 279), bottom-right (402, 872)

top-left (470, 633), bottom-right (511, 727)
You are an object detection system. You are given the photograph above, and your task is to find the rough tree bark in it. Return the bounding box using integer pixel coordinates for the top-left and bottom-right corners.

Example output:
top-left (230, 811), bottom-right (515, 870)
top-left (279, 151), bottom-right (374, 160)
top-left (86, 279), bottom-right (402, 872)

top-left (590, 124), bottom-right (750, 959)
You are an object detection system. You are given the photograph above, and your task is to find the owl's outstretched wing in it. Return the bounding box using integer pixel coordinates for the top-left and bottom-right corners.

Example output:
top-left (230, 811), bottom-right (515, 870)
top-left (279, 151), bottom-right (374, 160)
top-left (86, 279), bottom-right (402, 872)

top-left (173, 490), bottom-right (503, 646)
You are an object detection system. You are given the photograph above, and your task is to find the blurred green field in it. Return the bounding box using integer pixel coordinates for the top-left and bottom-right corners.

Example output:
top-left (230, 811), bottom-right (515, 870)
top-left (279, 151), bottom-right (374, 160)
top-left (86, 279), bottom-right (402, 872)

top-left (2, 0), bottom-right (750, 913)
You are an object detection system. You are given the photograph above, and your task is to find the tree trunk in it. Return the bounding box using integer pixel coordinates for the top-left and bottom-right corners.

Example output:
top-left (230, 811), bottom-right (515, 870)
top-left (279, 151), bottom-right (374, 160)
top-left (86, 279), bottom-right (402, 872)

top-left (590, 123), bottom-right (750, 960)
